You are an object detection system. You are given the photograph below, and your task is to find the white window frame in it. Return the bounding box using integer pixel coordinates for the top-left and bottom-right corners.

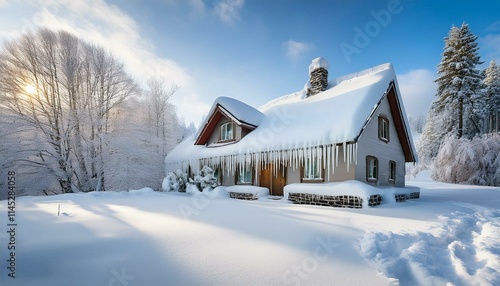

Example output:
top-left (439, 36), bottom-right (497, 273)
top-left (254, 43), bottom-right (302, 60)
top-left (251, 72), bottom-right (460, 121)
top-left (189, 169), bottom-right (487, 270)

top-left (220, 122), bottom-right (233, 141)
top-left (389, 160), bottom-right (396, 183)
top-left (366, 156), bottom-right (378, 182)
top-left (237, 165), bottom-right (253, 185)
top-left (378, 116), bottom-right (390, 142)
top-left (303, 156), bottom-right (322, 180)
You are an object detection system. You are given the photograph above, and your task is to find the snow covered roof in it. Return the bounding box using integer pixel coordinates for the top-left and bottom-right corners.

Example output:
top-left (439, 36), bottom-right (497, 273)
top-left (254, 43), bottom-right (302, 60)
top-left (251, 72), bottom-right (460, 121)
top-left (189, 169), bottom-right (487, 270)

top-left (210, 96), bottom-right (264, 127)
top-left (167, 63), bottom-right (417, 166)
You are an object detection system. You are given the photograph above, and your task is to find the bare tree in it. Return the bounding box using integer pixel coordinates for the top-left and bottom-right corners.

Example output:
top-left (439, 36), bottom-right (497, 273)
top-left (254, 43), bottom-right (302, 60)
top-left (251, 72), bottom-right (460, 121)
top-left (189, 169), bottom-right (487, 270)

top-left (0, 28), bottom-right (138, 193)
top-left (146, 77), bottom-right (179, 153)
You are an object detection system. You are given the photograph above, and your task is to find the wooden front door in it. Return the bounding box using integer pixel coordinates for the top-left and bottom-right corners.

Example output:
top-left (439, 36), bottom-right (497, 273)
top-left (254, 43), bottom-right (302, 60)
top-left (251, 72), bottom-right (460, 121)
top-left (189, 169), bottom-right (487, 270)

top-left (260, 163), bottom-right (286, 196)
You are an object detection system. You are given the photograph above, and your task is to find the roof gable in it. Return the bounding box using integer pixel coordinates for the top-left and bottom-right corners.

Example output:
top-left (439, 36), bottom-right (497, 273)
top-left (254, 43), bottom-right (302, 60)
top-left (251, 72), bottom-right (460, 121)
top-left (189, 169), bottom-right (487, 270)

top-left (194, 97), bottom-right (264, 145)
top-left (356, 81), bottom-right (417, 162)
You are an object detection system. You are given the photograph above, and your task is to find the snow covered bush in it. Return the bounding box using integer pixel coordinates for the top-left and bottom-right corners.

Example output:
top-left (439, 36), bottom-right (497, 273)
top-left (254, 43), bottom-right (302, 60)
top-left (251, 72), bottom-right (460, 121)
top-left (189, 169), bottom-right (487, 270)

top-left (161, 169), bottom-right (187, 192)
top-left (188, 165), bottom-right (219, 192)
top-left (433, 134), bottom-right (500, 186)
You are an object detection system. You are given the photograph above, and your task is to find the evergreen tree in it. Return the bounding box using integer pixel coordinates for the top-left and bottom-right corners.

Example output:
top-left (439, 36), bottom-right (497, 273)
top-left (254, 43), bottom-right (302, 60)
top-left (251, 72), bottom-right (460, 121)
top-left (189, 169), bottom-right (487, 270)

top-left (434, 23), bottom-right (483, 138)
top-left (419, 23), bottom-right (483, 166)
top-left (484, 59), bottom-right (500, 133)
top-left (417, 105), bottom-right (443, 165)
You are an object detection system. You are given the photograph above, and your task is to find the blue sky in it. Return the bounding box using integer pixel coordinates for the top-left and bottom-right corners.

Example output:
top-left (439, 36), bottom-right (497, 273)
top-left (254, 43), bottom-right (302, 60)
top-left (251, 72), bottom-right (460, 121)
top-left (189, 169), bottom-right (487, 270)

top-left (0, 0), bottom-right (499, 126)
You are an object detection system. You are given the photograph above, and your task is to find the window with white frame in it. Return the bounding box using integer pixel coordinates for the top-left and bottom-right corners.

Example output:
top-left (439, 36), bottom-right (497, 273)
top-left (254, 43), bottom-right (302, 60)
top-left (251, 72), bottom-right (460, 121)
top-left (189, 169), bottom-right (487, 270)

top-left (378, 116), bottom-right (390, 142)
top-left (389, 160), bottom-right (396, 183)
top-left (220, 122), bottom-right (233, 141)
top-left (237, 165), bottom-right (252, 184)
top-left (303, 157), bottom-right (322, 180)
top-left (366, 156), bottom-right (378, 182)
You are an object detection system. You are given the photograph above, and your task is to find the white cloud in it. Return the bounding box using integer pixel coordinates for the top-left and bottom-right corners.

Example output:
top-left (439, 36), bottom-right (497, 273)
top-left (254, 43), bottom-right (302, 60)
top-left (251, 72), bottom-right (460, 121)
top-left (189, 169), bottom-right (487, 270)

top-left (190, 0), bottom-right (206, 15)
top-left (479, 33), bottom-right (500, 63)
top-left (29, 0), bottom-right (190, 87)
top-left (486, 21), bottom-right (500, 32)
top-left (214, 0), bottom-right (244, 24)
top-left (283, 40), bottom-right (311, 60)
top-left (0, 0), bottom-right (206, 125)
top-left (397, 69), bottom-right (437, 117)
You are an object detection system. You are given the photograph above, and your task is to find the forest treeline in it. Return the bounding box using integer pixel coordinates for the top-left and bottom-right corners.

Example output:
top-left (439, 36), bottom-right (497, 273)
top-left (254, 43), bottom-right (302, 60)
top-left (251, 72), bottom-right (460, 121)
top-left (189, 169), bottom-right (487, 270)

top-left (417, 23), bottom-right (500, 186)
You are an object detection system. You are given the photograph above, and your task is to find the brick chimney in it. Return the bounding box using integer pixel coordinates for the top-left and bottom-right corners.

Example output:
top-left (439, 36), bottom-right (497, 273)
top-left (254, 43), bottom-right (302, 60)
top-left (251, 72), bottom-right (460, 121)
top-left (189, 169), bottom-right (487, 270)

top-left (307, 57), bottom-right (329, 97)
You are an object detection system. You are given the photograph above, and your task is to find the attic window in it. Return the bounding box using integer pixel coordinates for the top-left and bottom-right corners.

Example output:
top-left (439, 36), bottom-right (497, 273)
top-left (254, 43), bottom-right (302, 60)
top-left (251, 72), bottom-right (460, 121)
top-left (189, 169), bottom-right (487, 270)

top-left (220, 122), bottom-right (233, 141)
top-left (378, 116), bottom-right (390, 142)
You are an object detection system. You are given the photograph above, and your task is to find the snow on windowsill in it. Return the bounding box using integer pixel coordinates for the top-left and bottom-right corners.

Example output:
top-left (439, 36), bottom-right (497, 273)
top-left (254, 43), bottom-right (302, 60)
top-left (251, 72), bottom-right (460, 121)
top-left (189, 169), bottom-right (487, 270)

top-left (207, 140), bottom-right (237, 148)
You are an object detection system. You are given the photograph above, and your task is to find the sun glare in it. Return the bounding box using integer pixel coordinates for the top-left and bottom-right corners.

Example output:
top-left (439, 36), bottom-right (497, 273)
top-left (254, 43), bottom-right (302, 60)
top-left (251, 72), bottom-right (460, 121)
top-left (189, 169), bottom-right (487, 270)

top-left (24, 84), bottom-right (37, 95)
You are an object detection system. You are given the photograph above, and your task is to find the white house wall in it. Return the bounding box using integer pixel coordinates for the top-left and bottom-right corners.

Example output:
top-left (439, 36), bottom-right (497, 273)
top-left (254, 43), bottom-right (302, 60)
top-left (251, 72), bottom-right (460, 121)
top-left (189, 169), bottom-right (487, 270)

top-left (355, 96), bottom-right (406, 187)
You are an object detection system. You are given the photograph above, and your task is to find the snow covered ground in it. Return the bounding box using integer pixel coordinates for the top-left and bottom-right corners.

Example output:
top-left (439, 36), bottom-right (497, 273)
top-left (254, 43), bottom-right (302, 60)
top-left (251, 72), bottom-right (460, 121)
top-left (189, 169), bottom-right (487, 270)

top-left (1, 171), bottom-right (499, 286)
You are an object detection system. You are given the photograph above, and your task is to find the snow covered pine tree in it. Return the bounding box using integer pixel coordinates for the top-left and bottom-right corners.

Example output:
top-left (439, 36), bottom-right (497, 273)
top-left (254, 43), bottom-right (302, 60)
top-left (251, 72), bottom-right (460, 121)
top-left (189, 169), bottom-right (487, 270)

top-left (418, 23), bottom-right (483, 165)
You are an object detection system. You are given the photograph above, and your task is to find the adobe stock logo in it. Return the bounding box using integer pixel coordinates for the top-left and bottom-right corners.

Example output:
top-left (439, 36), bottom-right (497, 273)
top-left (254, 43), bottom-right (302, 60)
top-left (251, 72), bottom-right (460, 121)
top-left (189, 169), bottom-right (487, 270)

top-left (339, 0), bottom-right (407, 63)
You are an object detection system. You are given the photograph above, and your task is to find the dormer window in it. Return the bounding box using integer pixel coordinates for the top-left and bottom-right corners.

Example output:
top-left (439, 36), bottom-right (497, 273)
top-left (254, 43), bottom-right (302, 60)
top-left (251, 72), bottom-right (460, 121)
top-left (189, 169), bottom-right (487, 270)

top-left (220, 122), bottom-right (233, 141)
top-left (378, 116), bottom-right (390, 142)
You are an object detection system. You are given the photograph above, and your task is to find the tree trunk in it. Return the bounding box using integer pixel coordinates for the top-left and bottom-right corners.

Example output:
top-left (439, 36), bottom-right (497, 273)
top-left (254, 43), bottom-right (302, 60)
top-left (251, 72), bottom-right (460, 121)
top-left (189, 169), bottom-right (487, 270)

top-left (458, 97), bottom-right (463, 138)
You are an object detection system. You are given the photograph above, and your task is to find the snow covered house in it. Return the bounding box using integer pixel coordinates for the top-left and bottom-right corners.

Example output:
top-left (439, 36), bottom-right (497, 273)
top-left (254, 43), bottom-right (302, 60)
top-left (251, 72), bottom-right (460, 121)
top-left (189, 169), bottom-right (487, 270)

top-left (165, 58), bottom-right (417, 196)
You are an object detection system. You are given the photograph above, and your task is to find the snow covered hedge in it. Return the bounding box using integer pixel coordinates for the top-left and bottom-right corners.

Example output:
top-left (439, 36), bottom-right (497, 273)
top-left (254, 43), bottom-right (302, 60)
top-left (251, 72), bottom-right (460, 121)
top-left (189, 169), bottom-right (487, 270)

top-left (433, 134), bottom-right (500, 186)
top-left (162, 165), bottom-right (219, 193)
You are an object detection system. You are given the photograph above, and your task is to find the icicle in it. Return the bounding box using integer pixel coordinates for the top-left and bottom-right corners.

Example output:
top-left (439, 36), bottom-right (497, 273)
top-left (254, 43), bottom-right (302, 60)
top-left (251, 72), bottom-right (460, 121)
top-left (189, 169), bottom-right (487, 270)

top-left (302, 147), bottom-right (306, 168)
top-left (287, 150), bottom-right (291, 168)
top-left (298, 149), bottom-right (302, 168)
top-left (347, 144), bottom-right (351, 172)
top-left (280, 151), bottom-right (284, 168)
top-left (322, 146), bottom-right (326, 170)
top-left (325, 146), bottom-right (331, 181)
top-left (293, 149), bottom-right (297, 170)
top-left (354, 143), bottom-right (358, 165)
top-left (307, 147), bottom-right (311, 178)
top-left (343, 142), bottom-right (347, 163)
top-left (335, 145), bottom-right (339, 167)
top-left (315, 147), bottom-right (320, 178)
top-left (331, 146), bottom-right (335, 175)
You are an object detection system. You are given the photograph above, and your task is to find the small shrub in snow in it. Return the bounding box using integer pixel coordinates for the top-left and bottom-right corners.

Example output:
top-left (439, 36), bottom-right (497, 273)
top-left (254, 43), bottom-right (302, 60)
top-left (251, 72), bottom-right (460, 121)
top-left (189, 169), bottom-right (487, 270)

top-left (161, 169), bottom-right (187, 192)
top-left (188, 165), bottom-right (219, 192)
top-left (162, 172), bottom-right (176, 192)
